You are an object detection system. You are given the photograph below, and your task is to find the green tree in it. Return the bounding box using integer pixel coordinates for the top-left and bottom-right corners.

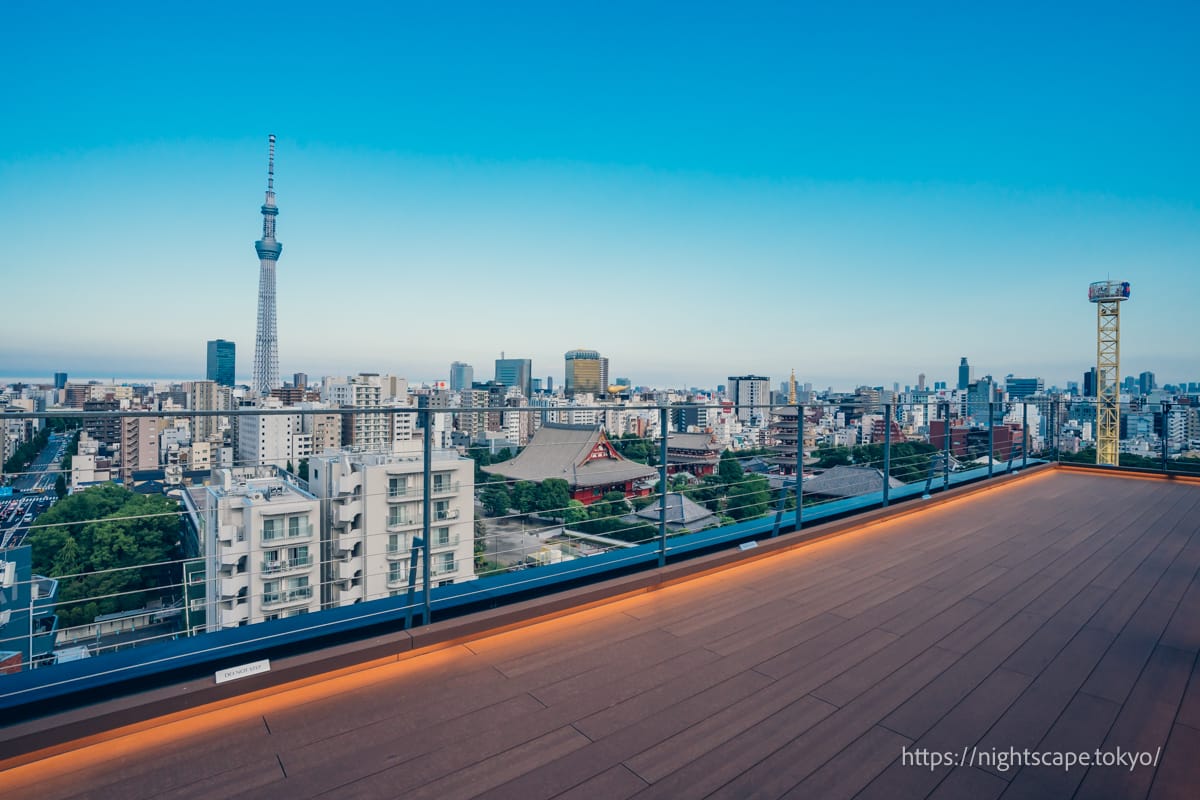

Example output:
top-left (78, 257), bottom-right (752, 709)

top-left (481, 485), bottom-right (511, 517)
top-left (562, 500), bottom-right (588, 526)
top-left (511, 481), bottom-right (538, 514)
top-left (298, 458), bottom-right (309, 481)
top-left (534, 479), bottom-right (572, 516)
top-left (727, 475), bottom-right (771, 520)
top-left (718, 450), bottom-right (744, 483)
top-left (54, 473), bottom-right (67, 499)
top-left (28, 485), bottom-right (182, 628)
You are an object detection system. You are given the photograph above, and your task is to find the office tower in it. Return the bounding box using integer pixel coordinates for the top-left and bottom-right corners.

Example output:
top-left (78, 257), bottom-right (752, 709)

top-left (449, 362), bottom-right (474, 392)
top-left (1139, 371), bottom-right (1156, 395)
top-left (206, 339), bottom-right (236, 387)
top-left (494, 356), bottom-right (532, 398)
top-left (53, 372), bottom-right (68, 390)
top-left (917, 373), bottom-right (926, 392)
top-left (727, 375), bottom-right (771, 425)
top-left (1084, 367), bottom-right (1098, 397)
top-left (293, 372), bottom-right (309, 390)
top-left (564, 349), bottom-right (608, 397)
top-left (1006, 377), bottom-right (1044, 400)
top-left (252, 135), bottom-right (282, 397)
top-left (957, 357), bottom-right (971, 391)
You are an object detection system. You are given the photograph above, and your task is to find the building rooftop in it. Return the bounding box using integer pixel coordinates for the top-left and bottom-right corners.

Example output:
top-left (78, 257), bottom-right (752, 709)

top-left (2, 468), bottom-right (1198, 798)
top-left (804, 464), bottom-right (906, 498)
top-left (482, 423), bottom-right (657, 489)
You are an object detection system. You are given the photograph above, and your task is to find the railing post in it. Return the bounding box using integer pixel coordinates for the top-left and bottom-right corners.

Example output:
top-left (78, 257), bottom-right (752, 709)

top-left (943, 401), bottom-right (951, 490)
top-left (796, 405), bottom-right (804, 531)
top-left (882, 403), bottom-right (892, 507)
top-left (1022, 402), bottom-right (1029, 469)
top-left (1162, 401), bottom-right (1170, 473)
top-left (987, 401), bottom-right (995, 478)
top-left (421, 408), bottom-right (433, 625)
top-left (658, 407), bottom-right (668, 568)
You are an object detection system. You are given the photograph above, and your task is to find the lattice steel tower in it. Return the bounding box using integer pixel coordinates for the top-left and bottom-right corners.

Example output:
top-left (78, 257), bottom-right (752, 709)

top-left (252, 135), bottom-right (282, 397)
top-left (1088, 280), bottom-right (1131, 466)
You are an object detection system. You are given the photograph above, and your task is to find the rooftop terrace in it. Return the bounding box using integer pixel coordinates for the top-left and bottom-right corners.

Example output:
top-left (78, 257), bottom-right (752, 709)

top-left (1, 466), bottom-right (1198, 799)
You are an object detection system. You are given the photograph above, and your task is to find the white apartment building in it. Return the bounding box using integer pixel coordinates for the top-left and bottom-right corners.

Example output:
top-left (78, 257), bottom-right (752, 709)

top-left (204, 469), bottom-right (322, 629)
top-left (309, 441), bottom-right (475, 608)
top-left (237, 400), bottom-right (302, 469)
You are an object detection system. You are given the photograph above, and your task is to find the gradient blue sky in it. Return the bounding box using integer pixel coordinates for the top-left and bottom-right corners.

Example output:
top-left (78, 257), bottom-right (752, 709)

top-left (1, 1), bottom-right (1197, 390)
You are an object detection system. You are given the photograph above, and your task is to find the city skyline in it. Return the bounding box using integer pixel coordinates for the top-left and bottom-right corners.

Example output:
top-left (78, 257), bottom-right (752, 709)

top-left (2, 3), bottom-right (1197, 388)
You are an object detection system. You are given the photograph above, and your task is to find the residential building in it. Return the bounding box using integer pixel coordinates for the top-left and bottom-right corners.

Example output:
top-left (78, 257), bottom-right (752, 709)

top-left (204, 469), bottom-right (321, 629)
top-left (308, 443), bottom-right (476, 606)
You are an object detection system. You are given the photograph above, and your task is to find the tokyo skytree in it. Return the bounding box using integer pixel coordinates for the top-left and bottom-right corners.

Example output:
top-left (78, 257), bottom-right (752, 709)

top-left (252, 135), bottom-right (282, 396)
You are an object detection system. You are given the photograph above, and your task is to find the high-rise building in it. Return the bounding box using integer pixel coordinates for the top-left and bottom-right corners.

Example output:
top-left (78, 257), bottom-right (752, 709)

top-left (53, 372), bottom-right (68, 390)
top-left (449, 362), bottom-right (474, 392)
top-left (1084, 367), bottom-right (1098, 397)
top-left (957, 357), bottom-right (972, 391)
top-left (1139, 371), bottom-right (1156, 395)
top-left (494, 356), bottom-right (532, 398)
top-left (1005, 376), bottom-right (1044, 400)
top-left (252, 135), bottom-right (282, 397)
top-left (728, 375), bottom-right (771, 425)
top-left (564, 349), bottom-right (608, 397)
top-left (292, 372), bottom-right (309, 390)
top-left (206, 340), bottom-right (236, 387)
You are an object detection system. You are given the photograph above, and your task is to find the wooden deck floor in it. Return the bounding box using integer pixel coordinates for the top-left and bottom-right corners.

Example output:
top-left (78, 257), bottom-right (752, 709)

top-left (3, 470), bottom-right (1199, 799)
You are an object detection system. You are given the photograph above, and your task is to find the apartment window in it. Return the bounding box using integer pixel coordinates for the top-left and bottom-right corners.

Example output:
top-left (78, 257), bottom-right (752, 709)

top-left (434, 526), bottom-right (451, 547)
top-left (287, 545), bottom-right (309, 566)
top-left (288, 516), bottom-right (302, 537)
top-left (262, 518), bottom-right (280, 541)
top-left (388, 506), bottom-right (412, 527)
top-left (387, 563), bottom-right (405, 584)
top-left (439, 552), bottom-right (455, 573)
top-left (388, 533), bottom-right (402, 554)
top-left (388, 476), bottom-right (408, 498)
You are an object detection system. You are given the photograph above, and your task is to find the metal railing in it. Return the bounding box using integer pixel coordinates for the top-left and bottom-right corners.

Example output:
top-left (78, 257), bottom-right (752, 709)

top-left (0, 394), bottom-right (1196, 714)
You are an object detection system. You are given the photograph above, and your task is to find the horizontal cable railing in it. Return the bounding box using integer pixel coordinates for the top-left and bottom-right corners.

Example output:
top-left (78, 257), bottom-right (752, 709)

top-left (0, 395), bottom-right (1195, 707)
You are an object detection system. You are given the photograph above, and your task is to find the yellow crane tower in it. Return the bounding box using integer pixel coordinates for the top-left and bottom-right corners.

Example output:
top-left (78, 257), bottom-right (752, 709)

top-left (1088, 280), bottom-right (1131, 466)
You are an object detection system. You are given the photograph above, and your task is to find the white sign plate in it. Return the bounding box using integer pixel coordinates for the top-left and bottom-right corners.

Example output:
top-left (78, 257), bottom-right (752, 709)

top-left (738, 541), bottom-right (758, 551)
top-left (215, 658), bottom-right (271, 684)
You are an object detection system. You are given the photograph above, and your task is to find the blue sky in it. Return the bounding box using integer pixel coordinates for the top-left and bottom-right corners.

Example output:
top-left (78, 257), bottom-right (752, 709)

top-left (1, 1), bottom-right (1197, 390)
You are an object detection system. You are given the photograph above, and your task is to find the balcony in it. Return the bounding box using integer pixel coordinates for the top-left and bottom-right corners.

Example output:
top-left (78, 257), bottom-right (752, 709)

top-left (433, 508), bottom-right (459, 521)
top-left (262, 522), bottom-right (313, 543)
top-left (429, 480), bottom-right (459, 496)
top-left (430, 559), bottom-right (457, 577)
top-left (386, 516), bottom-right (420, 531)
top-left (217, 603), bottom-right (247, 627)
top-left (428, 533), bottom-right (460, 550)
top-left (218, 572), bottom-right (247, 598)
top-left (260, 555), bottom-right (314, 575)
top-left (336, 502), bottom-right (360, 525)
top-left (261, 585), bottom-right (313, 607)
